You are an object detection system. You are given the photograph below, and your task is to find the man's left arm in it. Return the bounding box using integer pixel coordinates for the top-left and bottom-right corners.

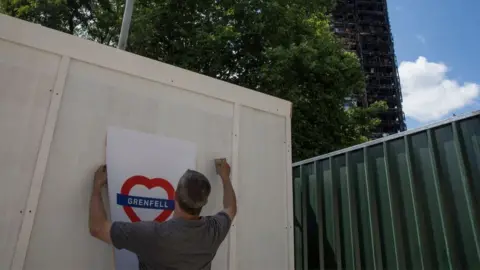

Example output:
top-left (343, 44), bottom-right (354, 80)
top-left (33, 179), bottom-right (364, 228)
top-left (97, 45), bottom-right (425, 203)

top-left (89, 165), bottom-right (112, 244)
top-left (89, 165), bottom-right (157, 255)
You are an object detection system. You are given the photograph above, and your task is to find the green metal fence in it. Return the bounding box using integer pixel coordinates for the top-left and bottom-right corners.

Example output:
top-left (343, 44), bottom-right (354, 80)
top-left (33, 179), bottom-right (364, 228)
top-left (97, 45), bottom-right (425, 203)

top-left (293, 111), bottom-right (480, 270)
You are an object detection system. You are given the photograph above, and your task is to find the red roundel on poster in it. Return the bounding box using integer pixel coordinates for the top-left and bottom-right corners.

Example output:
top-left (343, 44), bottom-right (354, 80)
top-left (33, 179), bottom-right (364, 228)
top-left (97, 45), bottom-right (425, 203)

top-left (120, 175), bottom-right (175, 222)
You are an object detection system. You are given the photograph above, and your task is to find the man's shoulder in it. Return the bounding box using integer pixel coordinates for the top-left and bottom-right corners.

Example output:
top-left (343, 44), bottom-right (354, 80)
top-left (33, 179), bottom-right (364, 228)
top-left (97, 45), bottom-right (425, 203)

top-left (203, 212), bottom-right (232, 237)
top-left (204, 211), bottom-right (231, 225)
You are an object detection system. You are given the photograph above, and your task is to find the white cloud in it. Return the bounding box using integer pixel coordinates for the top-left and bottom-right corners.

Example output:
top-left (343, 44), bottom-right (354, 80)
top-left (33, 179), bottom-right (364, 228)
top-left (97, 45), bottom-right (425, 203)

top-left (416, 34), bottom-right (426, 44)
top-left (399, 56), bottom-right (480, 122)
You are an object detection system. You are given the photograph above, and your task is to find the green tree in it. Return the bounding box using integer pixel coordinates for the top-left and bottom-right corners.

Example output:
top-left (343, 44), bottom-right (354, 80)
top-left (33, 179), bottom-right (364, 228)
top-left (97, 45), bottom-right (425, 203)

top-left (0, 0), bottom-right (122, 41)
top-left (1, 0), bottom-right (384, 161)
top-left (1, 0), bottom-right (91, 34)
top-left (127, 0), bottom-right (382, 160)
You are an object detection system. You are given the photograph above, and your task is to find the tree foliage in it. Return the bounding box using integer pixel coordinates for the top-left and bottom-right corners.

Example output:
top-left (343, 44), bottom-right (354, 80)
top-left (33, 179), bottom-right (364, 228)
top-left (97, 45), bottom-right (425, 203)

top-left (1, 0), bottom-right (91, 34)
top-left (1, 0), bottom-right (384, 161)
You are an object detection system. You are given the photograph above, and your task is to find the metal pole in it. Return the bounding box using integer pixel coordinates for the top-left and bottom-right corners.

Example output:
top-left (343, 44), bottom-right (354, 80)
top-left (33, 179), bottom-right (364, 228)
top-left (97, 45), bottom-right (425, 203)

top-left (117, 0), bottom-right (135, 50)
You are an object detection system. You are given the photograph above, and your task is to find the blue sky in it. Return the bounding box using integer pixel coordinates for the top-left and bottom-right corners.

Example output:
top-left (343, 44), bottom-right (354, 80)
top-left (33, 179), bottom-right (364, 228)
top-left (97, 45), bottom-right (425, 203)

top-left (387, 0), bottom-right (480, 129)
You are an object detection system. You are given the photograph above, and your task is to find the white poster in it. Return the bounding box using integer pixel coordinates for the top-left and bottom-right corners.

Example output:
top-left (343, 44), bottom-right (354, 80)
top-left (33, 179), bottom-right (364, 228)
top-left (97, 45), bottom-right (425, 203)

top-left (106, 127), bottom-right (197, 270)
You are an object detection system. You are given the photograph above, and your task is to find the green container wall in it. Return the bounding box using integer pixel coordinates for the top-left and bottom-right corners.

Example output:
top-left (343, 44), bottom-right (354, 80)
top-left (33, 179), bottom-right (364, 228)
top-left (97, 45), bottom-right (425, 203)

top-left (293, 112), bottom-right (480, 270)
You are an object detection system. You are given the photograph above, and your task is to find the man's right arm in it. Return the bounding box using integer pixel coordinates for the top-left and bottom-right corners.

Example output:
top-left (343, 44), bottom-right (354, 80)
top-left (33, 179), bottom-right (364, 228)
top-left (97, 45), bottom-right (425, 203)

top-left (210, 160), bottom-right (237, 245)
top-left (218, 160), bottom-right (237, 221)
top-left (221, 174), bottom-right (237, 221)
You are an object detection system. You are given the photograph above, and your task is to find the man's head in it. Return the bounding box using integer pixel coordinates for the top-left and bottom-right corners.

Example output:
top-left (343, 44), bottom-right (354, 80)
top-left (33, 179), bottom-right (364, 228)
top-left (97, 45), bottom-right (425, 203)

top-left (175, 169), bottom-right (211, 216)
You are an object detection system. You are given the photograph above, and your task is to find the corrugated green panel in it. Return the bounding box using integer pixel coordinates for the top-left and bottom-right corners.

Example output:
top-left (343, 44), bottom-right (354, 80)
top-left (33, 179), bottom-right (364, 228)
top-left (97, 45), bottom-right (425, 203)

top-left (351, 150), bottom-right (374, 270)
top-left (333, 156), bottom-right (348, 269)
top-left (315, 161), bottom-right (325, 270)
top-left (370, 144), bottom-right (399, 269)
top-left (387, 138), bottom-right (423, 269)
top-left (323, 159), bottom-right (338, 269)
top-left (383, 140), bottom-right (406, 270)
top-left (459, 118), bottom-right (480, 231)
top-left (413, 130), bottom-right (452, 270)
top-left (293, 112), bottom-right (480, 270)
top-left (293, 166), bottom-right (303, 270)
top-left (306, 163), bottom-right (320, 270)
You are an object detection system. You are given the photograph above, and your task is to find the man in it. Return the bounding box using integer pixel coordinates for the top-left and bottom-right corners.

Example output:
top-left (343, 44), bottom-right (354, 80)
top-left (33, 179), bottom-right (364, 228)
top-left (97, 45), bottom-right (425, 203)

top-left (89, 160), bottom-right (237, 270)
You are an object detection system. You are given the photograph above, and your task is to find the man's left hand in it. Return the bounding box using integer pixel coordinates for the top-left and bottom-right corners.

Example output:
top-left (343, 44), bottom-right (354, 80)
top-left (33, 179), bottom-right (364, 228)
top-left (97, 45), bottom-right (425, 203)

top-left (94, 165), bottom-right (107, 190)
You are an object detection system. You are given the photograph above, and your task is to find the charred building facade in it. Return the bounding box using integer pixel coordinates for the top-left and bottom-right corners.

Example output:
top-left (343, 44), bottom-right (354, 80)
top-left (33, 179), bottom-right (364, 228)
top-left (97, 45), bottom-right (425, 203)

top-left (332, 0), bottom-right (407, 136)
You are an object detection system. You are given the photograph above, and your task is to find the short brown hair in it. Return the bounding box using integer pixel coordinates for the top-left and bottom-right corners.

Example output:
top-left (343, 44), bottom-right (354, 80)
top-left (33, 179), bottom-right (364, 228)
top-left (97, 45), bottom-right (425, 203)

top-left (175, 170), bottom-right (211, 215)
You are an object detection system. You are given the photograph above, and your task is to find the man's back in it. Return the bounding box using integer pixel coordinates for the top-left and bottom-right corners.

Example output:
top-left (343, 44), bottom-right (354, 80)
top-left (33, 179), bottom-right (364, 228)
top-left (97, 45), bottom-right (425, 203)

top-left (110, 212), bottom-right (231, 270)
top-left (89, 162), bottom-right (236, 270)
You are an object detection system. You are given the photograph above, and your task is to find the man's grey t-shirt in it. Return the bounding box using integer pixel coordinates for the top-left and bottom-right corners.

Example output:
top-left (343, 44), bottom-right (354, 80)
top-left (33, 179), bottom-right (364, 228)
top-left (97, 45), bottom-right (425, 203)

top-left (110, 212), bottom-right (231, 270)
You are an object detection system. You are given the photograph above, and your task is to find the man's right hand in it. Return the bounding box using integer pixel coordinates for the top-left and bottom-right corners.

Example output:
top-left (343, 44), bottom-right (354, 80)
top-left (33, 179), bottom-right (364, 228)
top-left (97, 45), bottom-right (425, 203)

top-left (218, 160), bottom-right (231, 180)
top-left (216, 159), bottom-right (236, 221)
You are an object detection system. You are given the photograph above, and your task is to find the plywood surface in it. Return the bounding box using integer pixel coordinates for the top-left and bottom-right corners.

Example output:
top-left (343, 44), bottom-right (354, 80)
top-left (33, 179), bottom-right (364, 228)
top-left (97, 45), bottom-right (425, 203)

top-left (24, 60), bottom-right (233, 269)
top-left (0, 40), bottom-right (60, 269)
top-left (0, 14), bottom-right (290, 117)
top-left (237, 106), bottom-right (289, 269)
top-left (0, 14), bottom-right (293, 270)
